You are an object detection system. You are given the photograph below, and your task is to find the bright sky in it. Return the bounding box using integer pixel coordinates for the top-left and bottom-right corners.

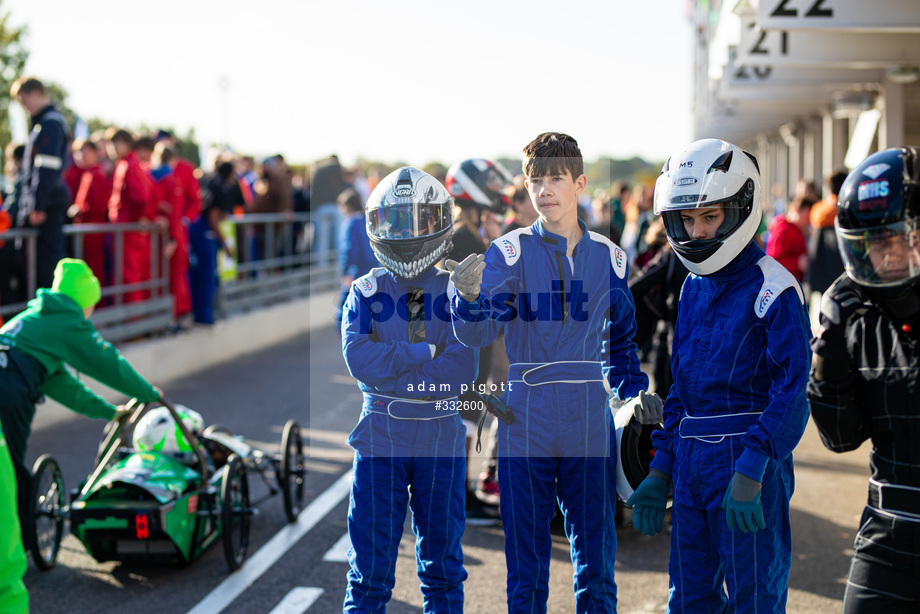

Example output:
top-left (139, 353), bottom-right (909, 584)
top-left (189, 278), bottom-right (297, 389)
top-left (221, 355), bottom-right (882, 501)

top-left (4, 0), bottom-right (694, 168)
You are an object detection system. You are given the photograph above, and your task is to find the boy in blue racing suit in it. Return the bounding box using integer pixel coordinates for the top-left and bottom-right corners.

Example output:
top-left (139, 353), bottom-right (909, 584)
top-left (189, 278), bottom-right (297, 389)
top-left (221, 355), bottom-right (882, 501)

top-left (627, 139), bottom-right (811, 613)
top-left (448, 133), bottom-right (658, 613)
top-left (341, 167), bottom-right (477, 613)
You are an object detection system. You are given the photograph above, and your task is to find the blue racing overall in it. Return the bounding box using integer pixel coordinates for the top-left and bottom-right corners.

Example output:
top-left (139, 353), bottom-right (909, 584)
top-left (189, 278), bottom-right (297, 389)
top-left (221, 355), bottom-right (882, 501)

top-left (342, 266), bottom-right (477, 613)
top-left (451, 218), bottom-right (648, 613)
top-left (650, 243), bottom-right (812, 613)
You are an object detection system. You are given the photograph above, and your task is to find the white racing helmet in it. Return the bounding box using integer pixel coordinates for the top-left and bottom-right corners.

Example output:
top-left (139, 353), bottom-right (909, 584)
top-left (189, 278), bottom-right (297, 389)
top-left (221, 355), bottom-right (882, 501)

top-left (613, 396), bottom-right (665, 503)
top-left (654, 139), bottom-right (763, 276)
top-left (132, 405), bottom-right (204, 456)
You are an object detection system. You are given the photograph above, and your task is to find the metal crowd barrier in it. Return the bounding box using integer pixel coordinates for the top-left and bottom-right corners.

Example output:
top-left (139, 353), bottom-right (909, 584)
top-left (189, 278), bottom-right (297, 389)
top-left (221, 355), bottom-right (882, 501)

top-left (0, 213), bottom-right (340, 343)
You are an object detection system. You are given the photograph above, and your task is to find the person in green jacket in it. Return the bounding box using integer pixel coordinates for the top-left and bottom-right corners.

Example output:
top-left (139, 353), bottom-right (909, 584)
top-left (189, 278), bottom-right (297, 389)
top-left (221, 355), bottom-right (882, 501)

top-left (0, 258), bottom-right (161, 525)
top-left (0, 423), bottom-right (28, 614)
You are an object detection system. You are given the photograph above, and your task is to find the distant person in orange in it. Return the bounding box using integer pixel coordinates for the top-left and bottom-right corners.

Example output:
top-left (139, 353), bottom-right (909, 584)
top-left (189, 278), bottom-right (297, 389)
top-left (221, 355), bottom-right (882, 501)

top-left (64, 138), bottom-right (112, 287)
top-left (766, 195), bottom-right (815, 282)
top-left (107, 129), bottom-right (154, 303)
top-left (807, 169), bottom-right (848, 329)
top-left (150, 142), bottom-right (192, 320)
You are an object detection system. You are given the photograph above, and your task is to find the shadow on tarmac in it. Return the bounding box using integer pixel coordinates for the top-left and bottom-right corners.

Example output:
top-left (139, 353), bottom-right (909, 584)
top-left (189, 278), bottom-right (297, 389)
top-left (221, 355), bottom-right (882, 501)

top-left (788, 506), bottom-right (852, 602)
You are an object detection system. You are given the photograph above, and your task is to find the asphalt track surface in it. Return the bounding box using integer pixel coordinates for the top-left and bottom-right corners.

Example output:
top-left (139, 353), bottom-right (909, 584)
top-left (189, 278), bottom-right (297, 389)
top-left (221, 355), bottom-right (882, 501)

top-left (21, 323), bottom-right (870, 613)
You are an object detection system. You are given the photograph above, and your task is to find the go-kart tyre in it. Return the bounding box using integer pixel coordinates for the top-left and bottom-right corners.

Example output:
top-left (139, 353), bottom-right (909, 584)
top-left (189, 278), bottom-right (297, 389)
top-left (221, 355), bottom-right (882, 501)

top-left (221, 454), bottom-right (250, 571)
top-left (279, 420), bottom-right (305, 523)
top-left (29, 454), bottom-right (65, 571)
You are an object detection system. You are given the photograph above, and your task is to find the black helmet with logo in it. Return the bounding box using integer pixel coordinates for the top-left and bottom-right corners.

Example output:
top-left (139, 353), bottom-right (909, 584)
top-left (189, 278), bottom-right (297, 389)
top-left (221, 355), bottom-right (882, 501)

top-left (836, 147), bottom-right (920, 290)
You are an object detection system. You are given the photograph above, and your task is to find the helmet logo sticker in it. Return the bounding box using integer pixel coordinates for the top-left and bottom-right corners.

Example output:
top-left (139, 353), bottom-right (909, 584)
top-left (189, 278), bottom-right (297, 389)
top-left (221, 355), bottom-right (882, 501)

top-left (857, 180), bottom-right (889, 210)
top-left (679, 161), bottom-right (693, 168)
top-left (862, 163), bottom-right (891, 180)
top-left (676, 177), bottom-right (699, 186)
top-left (500, 239), bottom-right (517, 259)
top-left (448, 182), bottom-right (464, 196)
top-left (394, 186), bottom-right (416, 198)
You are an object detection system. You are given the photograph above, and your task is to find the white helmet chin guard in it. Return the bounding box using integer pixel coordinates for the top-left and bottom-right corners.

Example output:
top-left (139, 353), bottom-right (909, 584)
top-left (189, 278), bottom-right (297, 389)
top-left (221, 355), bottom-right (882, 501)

top-left (654, 139), bottom-right (763, 276)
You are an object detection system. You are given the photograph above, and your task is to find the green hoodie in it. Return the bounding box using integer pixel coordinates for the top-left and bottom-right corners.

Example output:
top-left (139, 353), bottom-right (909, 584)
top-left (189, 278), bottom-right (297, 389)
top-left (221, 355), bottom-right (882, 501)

top-left (0, 290), bottom-right (159, 420)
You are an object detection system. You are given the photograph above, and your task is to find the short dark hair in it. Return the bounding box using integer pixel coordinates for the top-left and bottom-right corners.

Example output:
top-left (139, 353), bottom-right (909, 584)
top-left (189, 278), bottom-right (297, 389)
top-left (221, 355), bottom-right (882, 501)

top-left (337, 188), bottom-right (363, 213)
top-left (522, 132), bottom-right (584, 180)
top-left (828, 169), bottom-right (848, 196)
top-left (10, 76), bottom-right (45, 97)
top-left (134, 136), bottom-right (155, 152)
top-left (71, 138), bottom-right (94, 153)
top-left (107, 128), bottom-right (134, 146)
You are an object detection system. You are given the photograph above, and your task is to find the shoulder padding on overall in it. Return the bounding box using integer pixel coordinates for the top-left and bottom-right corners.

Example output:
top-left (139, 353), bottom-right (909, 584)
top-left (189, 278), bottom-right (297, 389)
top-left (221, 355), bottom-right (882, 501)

top-left (587, 231), bottom-right (628, 280)
top-left (491, 227), bottom-right (533, 266)
top-left (754, 256), bottom-right (805, 319)
top-left (355, 267), bottom-right (387, 298)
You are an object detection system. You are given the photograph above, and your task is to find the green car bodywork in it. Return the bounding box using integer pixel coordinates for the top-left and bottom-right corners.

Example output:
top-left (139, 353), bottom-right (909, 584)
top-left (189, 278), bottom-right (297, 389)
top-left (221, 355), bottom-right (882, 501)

top-left (70, 451), bottom-right (223, 564)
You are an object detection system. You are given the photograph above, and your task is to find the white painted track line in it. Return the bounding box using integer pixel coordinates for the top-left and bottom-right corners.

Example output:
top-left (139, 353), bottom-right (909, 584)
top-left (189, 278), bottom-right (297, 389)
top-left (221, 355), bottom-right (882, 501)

top-left (187, 470), bottom-right (354, 614)
top-left (322, 532), bottom-right (352, 563)
top-left (267, 587), bottom-right (324, 614)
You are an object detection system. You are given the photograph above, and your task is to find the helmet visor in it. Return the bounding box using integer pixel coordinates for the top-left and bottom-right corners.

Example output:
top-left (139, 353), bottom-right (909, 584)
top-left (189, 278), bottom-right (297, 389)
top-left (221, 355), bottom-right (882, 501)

top-left (654, 169), bottom-right (754, 214)
top-left (367, 201), bottom-right (453, 240)
top-left (837, 217), bottom-right (920, 287)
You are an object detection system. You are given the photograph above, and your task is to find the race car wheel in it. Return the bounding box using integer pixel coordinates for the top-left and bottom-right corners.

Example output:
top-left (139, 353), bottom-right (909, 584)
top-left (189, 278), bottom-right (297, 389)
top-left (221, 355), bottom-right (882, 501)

top-left (29, 454), bottom-right (65, 571)
top-left (279, 420), bottom-right (305, 523)
top-left (221, 454), bottom-right (250, 571)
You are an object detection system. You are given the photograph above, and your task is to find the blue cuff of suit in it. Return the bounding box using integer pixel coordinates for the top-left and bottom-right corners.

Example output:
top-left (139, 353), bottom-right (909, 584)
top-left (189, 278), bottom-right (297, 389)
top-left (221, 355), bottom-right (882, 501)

top-left (735, 447), bottom-right (770, 483)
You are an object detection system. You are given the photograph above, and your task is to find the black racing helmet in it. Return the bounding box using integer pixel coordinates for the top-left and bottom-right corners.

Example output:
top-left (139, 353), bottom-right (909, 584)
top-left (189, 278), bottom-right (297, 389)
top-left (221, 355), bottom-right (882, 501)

top-left (366, 167), bottom-right (454, 280)
top-left (836, 147), bottom-right (920, 289)
top-left (613, 398), bottom-right (667, 504)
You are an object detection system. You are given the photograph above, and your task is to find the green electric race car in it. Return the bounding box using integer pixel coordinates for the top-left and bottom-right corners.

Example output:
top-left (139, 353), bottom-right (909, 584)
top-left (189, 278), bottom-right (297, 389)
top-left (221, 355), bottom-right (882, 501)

top-left (25, 397), bottom-right (305, 572)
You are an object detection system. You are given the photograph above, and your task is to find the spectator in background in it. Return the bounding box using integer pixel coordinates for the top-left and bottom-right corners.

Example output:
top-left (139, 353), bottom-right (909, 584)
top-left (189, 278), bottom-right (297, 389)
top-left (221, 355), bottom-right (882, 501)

top-left (629, 219), bottom-right (689, 396)
top-left (333, 188), bottom-right (376, 331)
top-left (292, 170), bottom-right (311, 255)
top-left (107, 129), bottom-right (156, 303)
top-left (252, 155), bottom-right (294, 261)
top-left (90, 128), bottom-right (115, 179)
top-left (621, 183), bottom-right (654, 272)
top-left (154, 130), bottom-right (202, 224)
top-left (150, 142), bottom-right (192, 322)
top-left (189, 160), bottom-right (240, 324)
top-left (807, 169), bottom-right (848, 330)
top-left (1, 144), bottom-right (26, 308)
top-left (133, 136), bottom-right (155, 168)
top-left (766, 194), bottom-right (815, 282)
top-left (310, 154), bottom-right (349, 266)
top-left (589, 188), bottom-right (623, 244)
top-left (502, 183), bottom-right (538, 233)
top-left (63, 138), bottom-right (112, 287)
top-left (10, 77), bottom-right (71, 290)
top-left (237, 154), bottom-right (259, 196)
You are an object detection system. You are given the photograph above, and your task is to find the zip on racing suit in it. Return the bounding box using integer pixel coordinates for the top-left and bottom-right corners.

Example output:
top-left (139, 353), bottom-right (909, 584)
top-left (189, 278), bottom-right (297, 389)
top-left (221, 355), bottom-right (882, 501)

top-left (342, 265), bottom-right (477, 614)
top-left (451, 217), bottom-right (648, 613)
top-left (649, 242), bottom-right (812, 613)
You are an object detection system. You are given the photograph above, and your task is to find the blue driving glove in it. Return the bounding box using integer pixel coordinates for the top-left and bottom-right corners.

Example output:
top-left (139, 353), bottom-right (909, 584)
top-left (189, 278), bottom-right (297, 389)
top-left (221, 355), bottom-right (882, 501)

top-left (721, 471), bottom-right (766, 533)
top-left (626, 469), bottom-right (671, 536)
